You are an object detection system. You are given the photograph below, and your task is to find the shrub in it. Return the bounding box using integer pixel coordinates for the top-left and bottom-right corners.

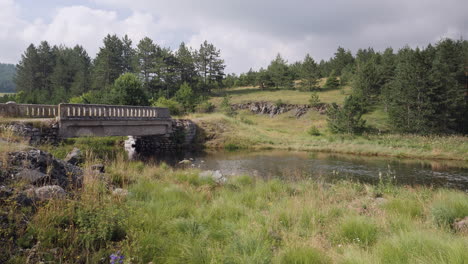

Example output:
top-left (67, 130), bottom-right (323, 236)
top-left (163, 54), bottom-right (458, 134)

top-left (220, 95), bottom-right (237, 117)
top-left (151, 97), bottom-right (184, 116)
top-left (307, 125), bottom-right (321, 136)
top-left (278, 247), bottom-right (331, 264)
top-left (195, 101), bottom-right (215, 113)
top-left (309, 92), bottom-right (321, 107)
top-left (431, 191), bottom-right (468, 228)
top-left (327, 95), bottom-right (366, 134)
top-left (338, 216), bottom-right (379, 246)
top-left (174, 82), bottom-right (197, 112)
top-left (324, 70), bottom-right (340, 90)
top-left (274, 99), bottom-right (286, 107)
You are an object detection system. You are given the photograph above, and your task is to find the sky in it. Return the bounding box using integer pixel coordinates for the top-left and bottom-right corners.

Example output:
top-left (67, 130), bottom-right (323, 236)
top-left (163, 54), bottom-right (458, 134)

top-left (0, 0), bottom-right (467, 74)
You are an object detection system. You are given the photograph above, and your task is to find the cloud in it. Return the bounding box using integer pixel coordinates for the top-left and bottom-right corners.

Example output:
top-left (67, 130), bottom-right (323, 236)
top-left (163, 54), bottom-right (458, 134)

top-left (0, 0), bottom-right (467, 74)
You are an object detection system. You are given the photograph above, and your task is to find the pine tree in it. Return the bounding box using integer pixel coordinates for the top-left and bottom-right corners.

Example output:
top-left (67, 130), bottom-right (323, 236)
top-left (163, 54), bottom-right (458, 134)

top-left (267, 53), bottom-right (292, 89)
top-left (300, 54), bottom-right (319, 91)
top-left (327, 95), bottom-right (366, 134)
top-left (331, 47), bottom-right (354, 75)
top-left (92, 34), bottom-right (124, 90)
top-left (136, 37), bottom-right (157, 85)
top-left (323, 70), bottom-right (340, 90)
top-left (122, 35), bottom-right (136, 73)
top-left (176, 42), bottom-right (197, 86)
top-left (15, 44), bottom-right (39, 96)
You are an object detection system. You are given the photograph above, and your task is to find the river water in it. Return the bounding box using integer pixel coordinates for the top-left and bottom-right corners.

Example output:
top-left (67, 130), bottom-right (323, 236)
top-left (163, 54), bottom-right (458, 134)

top-left (147, 150), bottom-right (468, 191)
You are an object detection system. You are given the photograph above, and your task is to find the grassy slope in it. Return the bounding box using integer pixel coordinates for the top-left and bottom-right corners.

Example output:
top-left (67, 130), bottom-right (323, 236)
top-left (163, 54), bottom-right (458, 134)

top-left (20, 160), bottom-right (468, 263)
top-left (190, 86), bottom-right (468, 161)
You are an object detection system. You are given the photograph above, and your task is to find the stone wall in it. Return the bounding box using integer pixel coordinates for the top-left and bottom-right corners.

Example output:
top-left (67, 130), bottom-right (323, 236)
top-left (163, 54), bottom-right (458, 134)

top-left (0, 121), bottom-right (60, 145)
top-left (126, 119), bottom-right (198, 157)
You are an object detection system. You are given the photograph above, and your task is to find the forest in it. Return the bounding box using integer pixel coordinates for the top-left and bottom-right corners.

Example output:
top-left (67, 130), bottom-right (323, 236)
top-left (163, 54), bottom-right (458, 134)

top-left (0, 63), bottom-right (15, 93)
top-left (3, 36), bottom-right (468, 134)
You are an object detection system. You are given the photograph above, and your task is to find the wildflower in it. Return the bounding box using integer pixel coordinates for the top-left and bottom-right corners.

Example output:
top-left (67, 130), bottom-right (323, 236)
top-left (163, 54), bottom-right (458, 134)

top-left (110, 251), bottom-right (124, 264)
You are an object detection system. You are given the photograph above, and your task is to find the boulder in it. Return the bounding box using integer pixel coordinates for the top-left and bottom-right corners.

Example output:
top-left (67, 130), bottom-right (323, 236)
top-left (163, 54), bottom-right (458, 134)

top-left (34, 185), bottom-right (66, 200)
top-left (8, 149), bottom-right (83, 189)
top-left (64, 147), bottom-right (83, 166)
top-left (16, 169), bottom-right (48, 184)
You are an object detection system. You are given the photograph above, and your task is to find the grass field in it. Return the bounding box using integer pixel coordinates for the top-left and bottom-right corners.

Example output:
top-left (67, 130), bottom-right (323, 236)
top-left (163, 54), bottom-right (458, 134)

top-left (187, 85), bottom-right (468, 161)
top-left (10, 157), bottom-right (467, 263)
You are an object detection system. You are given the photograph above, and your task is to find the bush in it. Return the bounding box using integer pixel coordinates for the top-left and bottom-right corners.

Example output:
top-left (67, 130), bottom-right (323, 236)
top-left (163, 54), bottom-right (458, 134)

top-left (151, 97), bottom-right (184, 116)
top-left (174, 82), bottom-right (197, 112)
top-left (431, 191), bottom-right (468, 228)
top-left (327, 95), bottom-right (366, 134)
top-left (221, 95), bottom-right (237, 117)
top-left (324, 70), bottom-right (340, 90)
top-left (274, 99), bottom-right (286, 107)
top-left (338, 216), bottom-right (379, 246)
top-left (309, 92), bottom-right (321, 107)
top-left (195, 101), bottom-right (215, 113)
top-left (278, 247), bottom-right (331, 264)
top-left (307, 125), bottom-right (321, 136)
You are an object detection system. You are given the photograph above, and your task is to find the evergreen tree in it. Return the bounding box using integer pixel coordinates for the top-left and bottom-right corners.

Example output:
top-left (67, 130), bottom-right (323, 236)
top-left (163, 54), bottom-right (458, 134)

top-left (323, 70), bottom-right (340, 90)
top-left (174, 82), bottom-right (196, 112)
top-left (122, 35), bottom-right (136, 73)
top-left (331, 47), bottom-right (354, 75)
top-left (195, 41), bottom-right (225, 93)
top-left (15, 44), bottom-right (39, 96)
top-left (136, 37), bottom-right (157, 85)
top-left (267, 53), bottom-right (293, 89)
top-left (300, 54), bottom-right (319, 91)
top-left (92, 34), bottom-right (124, 90)
top-left (175, 42), bottom-right (197, 86)
top-left (327, 95), bottom-right (366, 134)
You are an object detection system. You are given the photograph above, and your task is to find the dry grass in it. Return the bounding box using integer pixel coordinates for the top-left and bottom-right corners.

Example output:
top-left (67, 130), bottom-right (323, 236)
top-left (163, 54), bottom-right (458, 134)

top-left (188, 111), bottom-right (468, 161)
top-left (210, 84), bottom-right (351, 106)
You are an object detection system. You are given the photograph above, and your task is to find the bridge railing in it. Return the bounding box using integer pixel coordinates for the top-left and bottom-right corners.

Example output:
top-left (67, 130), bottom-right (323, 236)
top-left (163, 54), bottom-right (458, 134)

top-left (58, 103), bottom-right (171, 120)
top-left (0, 102), bottom-right (58, 118)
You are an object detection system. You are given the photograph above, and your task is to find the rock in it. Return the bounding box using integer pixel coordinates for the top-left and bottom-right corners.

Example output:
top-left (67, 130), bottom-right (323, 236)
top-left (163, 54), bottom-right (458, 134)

top-left (0, 186), bottom-right (13, 198)
top-left (8, 149), bottom-right (83, 188)
top-left (200, 170), bottom-right (227, 184)
top-left (453, 216), bottom-right (468, 233)
top-left (15, 169), bottom-right (48, 184)
top-left (112, 188), bottom-right (129, 197)
top-left (5, 101), bottom-right (16, 104)
top-left (91, 164), bottom-right (105, 173)
top-left (179, 159), bottom-right (192, 165)
top-left (64, 147), bottom-right (83, 166)
top-left (34, 185), bottom-right (66, 200)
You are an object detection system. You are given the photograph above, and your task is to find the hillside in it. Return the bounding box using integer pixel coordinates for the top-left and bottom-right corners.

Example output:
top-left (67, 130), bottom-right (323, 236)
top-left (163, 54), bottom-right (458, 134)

top-left (0, 63), bottom-right (16, 93)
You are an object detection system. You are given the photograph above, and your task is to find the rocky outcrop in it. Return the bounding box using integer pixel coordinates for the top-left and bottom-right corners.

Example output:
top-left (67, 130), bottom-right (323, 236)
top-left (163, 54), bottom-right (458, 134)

top-left (231, 101), bottom-right (328, 118)
top-left (4, 149), bottom-right (83, 189)
top-left (0, 121), bottom-right (60, 145)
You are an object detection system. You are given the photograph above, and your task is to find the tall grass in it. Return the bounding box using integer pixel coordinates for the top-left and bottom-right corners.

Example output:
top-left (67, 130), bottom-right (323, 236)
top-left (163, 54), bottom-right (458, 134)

top-left (9, 155), bottom-right (468, 263)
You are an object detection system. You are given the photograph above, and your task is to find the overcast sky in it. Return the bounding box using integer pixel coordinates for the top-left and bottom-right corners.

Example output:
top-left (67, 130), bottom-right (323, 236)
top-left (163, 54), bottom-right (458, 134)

top-left (0, 0), bottom-right (467, 73)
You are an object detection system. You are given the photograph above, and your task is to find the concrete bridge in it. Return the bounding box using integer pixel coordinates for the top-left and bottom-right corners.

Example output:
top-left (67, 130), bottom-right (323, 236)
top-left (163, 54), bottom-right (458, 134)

top-left (0, 102), bottom-right (172, 138)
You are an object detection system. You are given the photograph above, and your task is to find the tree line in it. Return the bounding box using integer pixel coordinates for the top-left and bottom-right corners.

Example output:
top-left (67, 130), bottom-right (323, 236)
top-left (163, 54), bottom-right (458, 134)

top-left (231, 39), bottom-right (468, 134)
top-left (10, 34), bottom-right (225, 112)
top-left (0, 63), bottom-right (16, 93)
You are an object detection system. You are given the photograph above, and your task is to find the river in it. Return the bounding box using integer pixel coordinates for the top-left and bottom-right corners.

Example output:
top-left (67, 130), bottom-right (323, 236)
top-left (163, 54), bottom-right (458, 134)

top-left (146, 150), bottom-right (468, 191)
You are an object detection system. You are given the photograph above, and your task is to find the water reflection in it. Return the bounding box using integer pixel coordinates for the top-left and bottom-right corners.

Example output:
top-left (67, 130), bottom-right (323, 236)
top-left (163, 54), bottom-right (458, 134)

top-left (144, 150), bottom-right (468, 191)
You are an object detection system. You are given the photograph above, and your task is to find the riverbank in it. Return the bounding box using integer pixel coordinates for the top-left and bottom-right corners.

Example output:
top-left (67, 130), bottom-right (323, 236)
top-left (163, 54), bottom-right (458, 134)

top-left (189, 112), bottom-right (468, 161)
top-left (2, 152), bottom-right (467, 263)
